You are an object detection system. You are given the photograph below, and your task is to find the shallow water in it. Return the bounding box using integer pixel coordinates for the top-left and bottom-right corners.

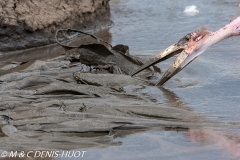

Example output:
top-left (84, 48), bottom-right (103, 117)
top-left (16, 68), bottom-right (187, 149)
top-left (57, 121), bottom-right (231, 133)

top-left (80, 130), bottom-right (237, 160)
top-left (0, 0), bottom-right (240, 159)
top-left (109, 0), bottom-right (240, 123)
top-left (76, 0), bottom-right (240, 159)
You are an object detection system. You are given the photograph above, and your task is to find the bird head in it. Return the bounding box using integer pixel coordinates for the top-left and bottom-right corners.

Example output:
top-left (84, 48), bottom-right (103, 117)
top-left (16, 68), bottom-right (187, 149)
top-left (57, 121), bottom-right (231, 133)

top-left (131, 16), bottom-right (240, 86)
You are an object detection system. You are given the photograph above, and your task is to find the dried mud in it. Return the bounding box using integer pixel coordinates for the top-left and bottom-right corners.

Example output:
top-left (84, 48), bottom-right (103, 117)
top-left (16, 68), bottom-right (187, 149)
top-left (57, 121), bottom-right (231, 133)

top-left (0, 0), bottom-right (111, 53)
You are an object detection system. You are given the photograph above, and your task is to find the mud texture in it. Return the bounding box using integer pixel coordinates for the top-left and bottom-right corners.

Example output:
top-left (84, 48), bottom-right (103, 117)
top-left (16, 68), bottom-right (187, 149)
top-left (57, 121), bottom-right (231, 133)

top-left (0, 0), bottom-right (111, 53)
top-left (0, 56), bottom-right (232, 151)
top-left (0, 32), bottom-right (237, 151)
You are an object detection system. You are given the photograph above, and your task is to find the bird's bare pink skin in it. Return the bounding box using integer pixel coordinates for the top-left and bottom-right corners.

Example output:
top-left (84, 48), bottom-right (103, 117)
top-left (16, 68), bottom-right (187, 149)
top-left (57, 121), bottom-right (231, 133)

top-left (186, 16), bottom-right (240, 56)
top-left (131, 16), bottom-right (240, 86)
top-left (157, 16), bottom-right (240, 86)
top-left (184, 32), bottom-right (207, 54)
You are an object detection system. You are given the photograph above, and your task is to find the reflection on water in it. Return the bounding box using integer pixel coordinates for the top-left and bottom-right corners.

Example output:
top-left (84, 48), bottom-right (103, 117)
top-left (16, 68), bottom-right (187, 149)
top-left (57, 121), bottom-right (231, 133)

top-left (83, 83), bottom-right (240, 159)
top-left (0, 29), bottom-right (112, 62)
top-left (101, 0), bottom-right (240, 159)
top-left (74, 129), bottom-right (240, 160)
top-left (188, 129), bottom-right (240, 158)
top-left (0, 0), bottom-right (239, 159)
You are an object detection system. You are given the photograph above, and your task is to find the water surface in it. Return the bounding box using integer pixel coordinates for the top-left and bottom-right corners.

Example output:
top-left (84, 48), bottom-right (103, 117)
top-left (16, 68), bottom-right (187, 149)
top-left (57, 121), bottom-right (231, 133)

top-left (1, 0), bottom-right (240, 159)
top-left (81, 0), bottom-right (240, 159)
top-left (110, 0), bottom-right (240, 124)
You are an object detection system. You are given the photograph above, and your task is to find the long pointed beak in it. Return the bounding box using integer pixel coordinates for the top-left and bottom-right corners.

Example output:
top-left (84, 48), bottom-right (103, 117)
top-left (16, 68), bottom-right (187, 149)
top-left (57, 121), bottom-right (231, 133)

top-left (156, 32), bottom-right (208, 86)
top-left (130, 32), bottom-right (207, 86)
top-left (156, 50), bottom-right (196, 86)
top-left (130, 44), bottom-right (184, 76)
top-left (131, 34), bottom-right (191, 77)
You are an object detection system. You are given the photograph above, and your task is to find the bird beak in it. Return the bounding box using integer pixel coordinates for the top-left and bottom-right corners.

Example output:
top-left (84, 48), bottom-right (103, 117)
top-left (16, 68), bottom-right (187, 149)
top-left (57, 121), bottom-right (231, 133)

top-left (156, 31), bottom-right (207, 86)
top-left (130, 34), bottom-right (191, 77)
top-left (130, 44), bottom-right (184, 76)
top-left (131, 31), bottom-right (207, 86)
top-left (156, 50), bottom-right (197, 86)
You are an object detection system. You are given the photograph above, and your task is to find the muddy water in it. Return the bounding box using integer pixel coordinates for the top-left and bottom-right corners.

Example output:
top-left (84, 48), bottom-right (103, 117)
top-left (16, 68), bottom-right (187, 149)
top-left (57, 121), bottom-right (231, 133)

top-left (0, 0), bottom-right (240, 160)
top-left (0, 29), bottom-right (112, 62)
top-left (79, 0), bottom-right (240, 159)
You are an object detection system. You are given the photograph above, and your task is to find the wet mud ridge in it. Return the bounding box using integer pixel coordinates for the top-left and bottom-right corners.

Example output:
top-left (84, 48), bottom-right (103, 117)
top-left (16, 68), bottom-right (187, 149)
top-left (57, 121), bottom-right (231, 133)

top-left (0, 30), bottom-right (237, 151)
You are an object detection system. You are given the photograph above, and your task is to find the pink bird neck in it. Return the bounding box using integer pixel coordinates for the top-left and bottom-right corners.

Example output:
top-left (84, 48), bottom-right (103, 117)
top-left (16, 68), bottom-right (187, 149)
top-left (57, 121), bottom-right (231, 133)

top-left (228, 16), bottom-right (240, 36)
top-left (184, 17), bottom-right (240, 57)
top-left (197, 16), bottom-right (240, 52)
top-left (211, 16), bottom-right (240, 42)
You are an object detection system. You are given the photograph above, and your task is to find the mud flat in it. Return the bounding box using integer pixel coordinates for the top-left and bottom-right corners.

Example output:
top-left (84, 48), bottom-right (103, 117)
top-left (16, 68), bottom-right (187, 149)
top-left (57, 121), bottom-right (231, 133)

top-left (0, 43), bottom-right (238, 151)
top-left (0, 0), bottom-right (239, 155)
top-left (0, 0), bottom-right (111, 53)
